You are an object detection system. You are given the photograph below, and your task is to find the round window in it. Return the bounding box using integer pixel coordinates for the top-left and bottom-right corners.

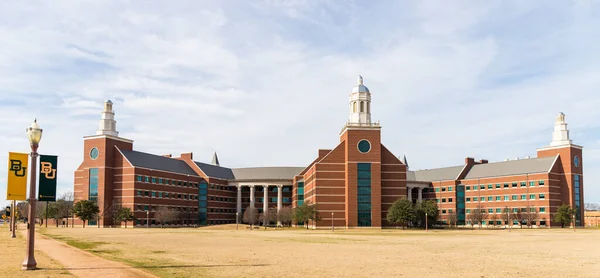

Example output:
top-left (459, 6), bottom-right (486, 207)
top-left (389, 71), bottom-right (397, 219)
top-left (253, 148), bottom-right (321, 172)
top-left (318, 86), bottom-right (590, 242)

top-left (357, 140), bottom-right (371, 153)
top-left (90, 147), bottom-right (99, 160)
top-left (574, 155), bottom-right (580, 167)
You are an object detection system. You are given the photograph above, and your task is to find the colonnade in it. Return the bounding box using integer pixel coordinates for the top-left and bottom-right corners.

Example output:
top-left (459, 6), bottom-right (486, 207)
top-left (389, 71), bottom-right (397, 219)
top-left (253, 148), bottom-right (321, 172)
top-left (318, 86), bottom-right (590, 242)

top-left (236, 184), bottom-right (284, 222)
top-left (407, 186), bottom-right (424, 203)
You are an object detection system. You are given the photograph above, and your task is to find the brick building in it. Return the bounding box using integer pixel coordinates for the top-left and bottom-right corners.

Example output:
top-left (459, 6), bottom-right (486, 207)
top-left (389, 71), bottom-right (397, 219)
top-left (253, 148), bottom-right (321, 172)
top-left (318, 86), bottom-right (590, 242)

top-left (74, 76), bottom-right (584, 228)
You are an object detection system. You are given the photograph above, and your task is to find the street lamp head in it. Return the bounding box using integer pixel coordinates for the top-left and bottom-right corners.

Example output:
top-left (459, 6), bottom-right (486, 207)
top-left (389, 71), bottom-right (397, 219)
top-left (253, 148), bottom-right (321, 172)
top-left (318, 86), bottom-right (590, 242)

top-left (26, 119), bottom-right (43, 145)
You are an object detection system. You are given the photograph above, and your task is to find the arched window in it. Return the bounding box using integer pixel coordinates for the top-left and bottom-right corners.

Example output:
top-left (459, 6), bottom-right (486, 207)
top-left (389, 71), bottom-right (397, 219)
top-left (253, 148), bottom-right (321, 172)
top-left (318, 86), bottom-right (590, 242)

top-left (367, 102), bottom-right (370, 114)
top-left (360, 101), bottom-right (364, 113)
top-left (353, 102), bottom-right (357, 113)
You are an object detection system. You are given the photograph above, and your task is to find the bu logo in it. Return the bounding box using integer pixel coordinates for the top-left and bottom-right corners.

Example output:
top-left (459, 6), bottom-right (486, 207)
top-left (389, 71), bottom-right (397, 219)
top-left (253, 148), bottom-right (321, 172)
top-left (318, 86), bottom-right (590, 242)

top-left (40, 162), bottom-right (56, 179)
top-left (9, 159), bottom-right (26, 177)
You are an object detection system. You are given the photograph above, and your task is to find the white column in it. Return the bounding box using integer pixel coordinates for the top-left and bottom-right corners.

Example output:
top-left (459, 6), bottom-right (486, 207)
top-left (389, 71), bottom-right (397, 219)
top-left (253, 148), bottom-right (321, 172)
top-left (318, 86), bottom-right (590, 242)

top-left (277, 185), bottom-right (283, 212)
top-left (418, 187), bottom-right (423, 203)
top-left (407, 186), bottom-right (413, 202)
top-left (236, 185), bottom-right (242, 218)
top-left (263, 185), bottom-right (269, 213)
top-left (249, 185), bottom-right (255, 208)
top-left (277, 185), bottom-right (283, 226)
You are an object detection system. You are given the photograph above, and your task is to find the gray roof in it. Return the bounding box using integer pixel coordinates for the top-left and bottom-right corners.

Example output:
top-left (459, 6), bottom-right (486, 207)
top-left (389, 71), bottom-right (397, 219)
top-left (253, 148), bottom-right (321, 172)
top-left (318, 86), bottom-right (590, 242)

top-left (464, 156), bottom-right (556, 179)
top-left (410, 165), bottom-right (465, 182)
top-left (120, 150), bottom-right (199, 176)
top-left (194, 161), bottom-right (234, 180)
top-left (231, 167), bottom-right (305, 181)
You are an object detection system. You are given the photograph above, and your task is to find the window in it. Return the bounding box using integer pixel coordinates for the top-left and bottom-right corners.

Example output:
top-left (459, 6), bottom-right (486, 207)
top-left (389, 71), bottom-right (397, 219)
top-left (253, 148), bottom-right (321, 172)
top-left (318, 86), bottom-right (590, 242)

top-left (466, 198), bottom-right (471, 202)
top-left (480, 185), bottom-right (485, 190)
top-left (89, 168), bottom-right (99, 202)
top-left (152, 177), bottom-right (156, 183)
top-left (504, 195), bottom-right (509, 201)
top-left (165, 192), bottom-right (170, 198)
top-left (435, 188), bottom-right (440, 192)
top-left (144, 205), bottom-right (149, 211)
top-left (495, 196), bottom-right (501, 201)
top-left (529, 181), bottom-right (535, 187)
top-left (512, 208), bottom-right (518, 213)
top-left (137, 175), bottom-right (142, 182)
top-left (353, 102), bottom-right (357, 113)
top-left (488, 184), bottom-right (493, 189)
top-left (436, 199), bottom-right (440, 203)
top-left (448, 187), bottom-right (453, 192)
top-left (503, 183), bottom-right (509, 188)
top-left (442, 210), bottom-right (447, 214)
top-left (136, 190), bottom-right (142, 196)
top-left (512, 195), bottom-right (518, 200)
top-left (466, 209), bottom-right (471, 213)
top-left (512, 182), bottom-right (517, 188)
top-left (521, 194), bottom-right (526, 200)
top-left (488, 208), bottom-right (493, 213)
top-left (539, 207), bottom-right (546, 213)
top-left (466, 186), bottom-right (470, 191)
top-left (357, 163), bottom-right (372, 227)
top-left (151, 191), bottom-right (156, 197)
top-left (488, 196), bottom-right (493, 201)
top-left (360, 101), bottom-right (364, 112)
top-left (520, 182), bottom-right (526, 187)
top-left (159, 192), bottom-right (163, 198)
top-left (473, 197), bottom-right (478, 202)
top-left (145, 176), bottom-right (150, 183)
top-left (442, 187), bottom-right (446, 192)
top-left (159, 178), bottom-right (163, 184)
top-left (530, 207), bottom-right (536, 212)
top-left (442, 198), bottom-right (447, 203)
top-left (495, 184), bottom-right (501, 189)
top-left (539, 194), bottom-right (545, 199)
top-left (529, 194), bottom-right (535, 200)
top-left (496, 208), bottom-right (502, 213)
top-left (538, 180), bottom-right (545, 186)
top-left (448, 198), bottom-right (453, 202)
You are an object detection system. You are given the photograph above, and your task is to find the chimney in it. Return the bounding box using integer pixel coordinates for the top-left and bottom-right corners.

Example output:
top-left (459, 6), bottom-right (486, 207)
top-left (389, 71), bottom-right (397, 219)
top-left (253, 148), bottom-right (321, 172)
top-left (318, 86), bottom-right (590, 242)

top-left (465, 157), bottom-right (475, 166)
top-left (180, 152), bottom-right (193, 160)
top-left (162, 154), bottom-right (172, 158)
top-left (479, 159), bottom-right (488, 164)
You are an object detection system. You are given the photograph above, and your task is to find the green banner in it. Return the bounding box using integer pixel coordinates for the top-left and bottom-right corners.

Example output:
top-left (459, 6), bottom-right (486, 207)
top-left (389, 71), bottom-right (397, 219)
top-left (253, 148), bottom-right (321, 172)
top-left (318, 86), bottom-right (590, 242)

top-left (38, 155), bottom-right (58, 202)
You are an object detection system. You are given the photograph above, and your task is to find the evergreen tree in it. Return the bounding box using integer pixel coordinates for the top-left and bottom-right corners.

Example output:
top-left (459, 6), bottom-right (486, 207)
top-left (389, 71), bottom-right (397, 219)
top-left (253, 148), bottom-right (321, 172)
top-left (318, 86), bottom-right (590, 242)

top-left (387, 197), bottom-right (414, 229)
top-left (554, 204), bottom-right (575, 228)
top-left (72, 200), bottom-right (100, 228)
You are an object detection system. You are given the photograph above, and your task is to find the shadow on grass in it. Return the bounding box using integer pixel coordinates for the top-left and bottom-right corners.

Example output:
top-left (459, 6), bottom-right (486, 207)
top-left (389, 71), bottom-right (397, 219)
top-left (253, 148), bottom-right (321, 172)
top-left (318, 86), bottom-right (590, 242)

top-left (38, 263), bottom-right (270, 271)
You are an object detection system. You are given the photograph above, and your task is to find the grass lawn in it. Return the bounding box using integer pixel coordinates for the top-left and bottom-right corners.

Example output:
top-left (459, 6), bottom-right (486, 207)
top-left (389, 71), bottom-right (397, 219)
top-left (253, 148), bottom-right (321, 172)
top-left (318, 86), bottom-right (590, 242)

top-left (39, 224), bottom-right (600, 278)
top-left (0, 224), bottom-right (71, 277)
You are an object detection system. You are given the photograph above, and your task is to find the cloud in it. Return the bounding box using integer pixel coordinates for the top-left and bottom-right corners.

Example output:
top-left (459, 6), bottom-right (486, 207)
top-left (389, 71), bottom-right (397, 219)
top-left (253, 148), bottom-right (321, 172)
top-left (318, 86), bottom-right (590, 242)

top-left (1, 0), bottom-right (599, 208)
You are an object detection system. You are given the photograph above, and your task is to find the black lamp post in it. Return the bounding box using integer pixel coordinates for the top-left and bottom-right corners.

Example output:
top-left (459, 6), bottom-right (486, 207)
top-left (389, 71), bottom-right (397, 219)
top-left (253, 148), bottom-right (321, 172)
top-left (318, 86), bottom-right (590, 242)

top-left (23, 119), bottom-right (42, 270)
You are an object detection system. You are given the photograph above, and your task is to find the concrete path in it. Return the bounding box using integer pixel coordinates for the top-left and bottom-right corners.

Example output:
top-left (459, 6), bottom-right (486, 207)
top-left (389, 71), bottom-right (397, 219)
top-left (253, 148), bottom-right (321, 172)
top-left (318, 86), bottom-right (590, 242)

top-left (23, 230), bottom-right (156, 278)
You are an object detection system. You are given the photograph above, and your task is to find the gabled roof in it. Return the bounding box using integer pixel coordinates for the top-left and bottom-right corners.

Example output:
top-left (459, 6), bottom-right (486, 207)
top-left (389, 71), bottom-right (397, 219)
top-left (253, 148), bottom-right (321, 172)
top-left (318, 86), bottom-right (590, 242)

top-left (231, 167), bottom-right (305, 181)
top-left (409, 165), bottom-right (464, 182)
top-left (194, 161), bottom-right (234, 180)
top-left (464, 156), bottom-right (557, 179)
top-left (120, 150), bottom-right (199, 176)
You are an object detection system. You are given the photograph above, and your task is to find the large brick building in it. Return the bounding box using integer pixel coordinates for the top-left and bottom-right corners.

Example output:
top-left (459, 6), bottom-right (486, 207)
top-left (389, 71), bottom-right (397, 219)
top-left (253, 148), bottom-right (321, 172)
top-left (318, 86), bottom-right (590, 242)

top-left (74, 76), bottom-right (584, 228)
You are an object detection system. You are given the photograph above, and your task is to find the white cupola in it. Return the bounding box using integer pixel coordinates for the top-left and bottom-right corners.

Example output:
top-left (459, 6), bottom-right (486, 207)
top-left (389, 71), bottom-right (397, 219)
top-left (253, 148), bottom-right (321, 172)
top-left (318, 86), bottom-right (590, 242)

top-left (348, 75), bottom-right (372, 125)
top-left (96, 100), bottom-right (119, 137)
top-left (550, 112), bottom-right (572, 146)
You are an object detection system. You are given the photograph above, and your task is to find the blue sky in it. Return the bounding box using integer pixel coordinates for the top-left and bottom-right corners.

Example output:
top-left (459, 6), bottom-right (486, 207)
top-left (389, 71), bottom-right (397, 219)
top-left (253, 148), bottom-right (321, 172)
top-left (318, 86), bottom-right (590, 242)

top-left (1, 0), bottom-right (599, 208)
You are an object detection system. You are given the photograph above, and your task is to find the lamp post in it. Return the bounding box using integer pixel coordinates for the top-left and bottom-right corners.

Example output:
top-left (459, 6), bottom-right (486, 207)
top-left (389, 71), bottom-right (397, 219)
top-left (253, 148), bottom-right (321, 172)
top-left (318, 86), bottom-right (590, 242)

top-left (236, 212), bottom-right (239, 230)
top-left (425, 212), bottom-right (428, 231)
top-left (23, 119), bottom-right (42, 270)
top-left (146, 210), bottom-right (149, 228)
top-left (331, 212), bottom-right (334, 232)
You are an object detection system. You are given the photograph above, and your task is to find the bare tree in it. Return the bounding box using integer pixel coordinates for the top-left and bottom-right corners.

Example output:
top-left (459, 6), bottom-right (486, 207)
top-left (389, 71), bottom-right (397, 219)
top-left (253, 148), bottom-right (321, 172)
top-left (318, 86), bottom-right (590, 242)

top-left (278, 206), bottom-right (293, 227)
top-left (515, 208), bottom-right (528, 228)
top-left (447, 212), bottom-right (458, 228)
top-left (501, 207), bottom-right (516, 228)
top-left (468, 206), bottom-right (488, 229)
top-left (36, 201), bottom-right (45, 226)
top-left (60, 192), bottom-right (74, 228)
top-left (524, 206), bottom-right (539, 228)
top-left (243, 206), bottom-right (259, 229)
top-left (154, 207), bottom-right (177, 228)
top-left (585, 203), bottom-right (600, 211)
top-left (489, 213), bottom-right (498, 228)
top-left (103, 199), bottom-right (122, 227)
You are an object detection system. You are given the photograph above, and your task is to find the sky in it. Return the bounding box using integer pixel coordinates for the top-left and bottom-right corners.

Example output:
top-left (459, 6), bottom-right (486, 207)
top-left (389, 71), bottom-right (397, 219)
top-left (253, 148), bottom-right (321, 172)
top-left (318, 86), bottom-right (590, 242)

top-left (0, 0), bottom-right (599, 208)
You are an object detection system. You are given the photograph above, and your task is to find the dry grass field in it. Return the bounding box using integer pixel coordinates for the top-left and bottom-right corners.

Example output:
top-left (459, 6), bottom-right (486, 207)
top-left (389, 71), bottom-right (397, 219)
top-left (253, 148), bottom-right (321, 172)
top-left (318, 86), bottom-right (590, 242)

top-left (39, 225), bottom-right (600, 278)
top-left (0, 224), bottom-right (72, 277)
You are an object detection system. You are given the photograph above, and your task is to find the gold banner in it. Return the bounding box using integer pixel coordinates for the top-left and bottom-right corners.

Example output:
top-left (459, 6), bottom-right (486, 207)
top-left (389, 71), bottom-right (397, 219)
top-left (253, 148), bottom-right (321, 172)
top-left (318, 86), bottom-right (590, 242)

top-left (6, 152), bottom-right (29, 200)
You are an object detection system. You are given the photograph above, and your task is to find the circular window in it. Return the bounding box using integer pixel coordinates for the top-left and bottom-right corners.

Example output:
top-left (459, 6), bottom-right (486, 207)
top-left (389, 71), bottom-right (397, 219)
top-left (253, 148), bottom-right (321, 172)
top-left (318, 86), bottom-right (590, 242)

top-left (90, 147), bottom-right (99, 160)
top-left (574, 155), bottom-right (580, 167)
top-left (357, 140), bottom-right (371, 153)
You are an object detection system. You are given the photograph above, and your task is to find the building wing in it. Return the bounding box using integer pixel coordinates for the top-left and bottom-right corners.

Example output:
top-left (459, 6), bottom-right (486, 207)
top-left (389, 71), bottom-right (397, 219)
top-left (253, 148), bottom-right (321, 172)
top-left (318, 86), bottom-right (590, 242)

top-left (464, 156), bottom-right (557, 179)
top-left (120, 150), bottom-right (199, 176)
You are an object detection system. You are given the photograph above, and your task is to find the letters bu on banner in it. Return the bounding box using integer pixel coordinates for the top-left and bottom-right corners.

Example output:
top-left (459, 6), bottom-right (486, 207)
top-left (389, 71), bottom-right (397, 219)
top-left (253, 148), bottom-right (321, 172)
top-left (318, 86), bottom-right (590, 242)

top-left (6, 152), bottom-right (29, 200)
top-left (38, 155), bottom-right (58, 202)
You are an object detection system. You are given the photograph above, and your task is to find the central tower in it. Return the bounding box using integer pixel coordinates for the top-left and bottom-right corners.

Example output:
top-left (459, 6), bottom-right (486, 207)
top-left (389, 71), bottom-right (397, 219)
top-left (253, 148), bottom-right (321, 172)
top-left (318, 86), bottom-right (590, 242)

top-left (340, 76), bottom-right (383, 227)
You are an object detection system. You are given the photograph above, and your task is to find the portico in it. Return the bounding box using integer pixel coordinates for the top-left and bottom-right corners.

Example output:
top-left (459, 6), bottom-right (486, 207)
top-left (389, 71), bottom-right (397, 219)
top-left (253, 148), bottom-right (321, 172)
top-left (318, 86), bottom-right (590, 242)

top-left (230, 182), bottom-right (289, 223)
top-left (406, 183), bottom-right (429, 203)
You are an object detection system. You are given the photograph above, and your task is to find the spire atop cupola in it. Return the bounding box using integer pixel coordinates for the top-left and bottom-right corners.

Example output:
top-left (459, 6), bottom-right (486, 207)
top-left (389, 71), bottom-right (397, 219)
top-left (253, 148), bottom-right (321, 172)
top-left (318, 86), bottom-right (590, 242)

top-left (96, 100), bottom-right (119, 137)
top-left (358, 75), bottom-right (363, 85)
top-left (550, 112), bottom-right (572, 146)
top-left (348, 74), bottom-right (372, 125)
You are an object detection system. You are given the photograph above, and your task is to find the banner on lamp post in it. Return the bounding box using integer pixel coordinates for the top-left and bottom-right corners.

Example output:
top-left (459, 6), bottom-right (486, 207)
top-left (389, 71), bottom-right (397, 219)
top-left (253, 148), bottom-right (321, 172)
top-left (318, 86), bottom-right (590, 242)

top-left (6, 152), bottom-right (29, 200)
top-left (38, 155), bottom-right (58, 202)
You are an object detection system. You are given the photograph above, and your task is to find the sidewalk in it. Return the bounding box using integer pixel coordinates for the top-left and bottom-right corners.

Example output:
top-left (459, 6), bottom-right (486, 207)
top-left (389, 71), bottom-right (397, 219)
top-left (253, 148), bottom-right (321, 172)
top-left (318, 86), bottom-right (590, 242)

top-left (22, 230), bottom-right (156, 278)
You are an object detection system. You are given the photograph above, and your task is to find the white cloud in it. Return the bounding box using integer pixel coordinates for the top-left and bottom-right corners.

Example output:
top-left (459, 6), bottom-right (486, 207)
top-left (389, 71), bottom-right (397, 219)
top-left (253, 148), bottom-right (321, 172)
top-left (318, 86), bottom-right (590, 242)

top-left (1, 0), bottom-right (599, 208)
